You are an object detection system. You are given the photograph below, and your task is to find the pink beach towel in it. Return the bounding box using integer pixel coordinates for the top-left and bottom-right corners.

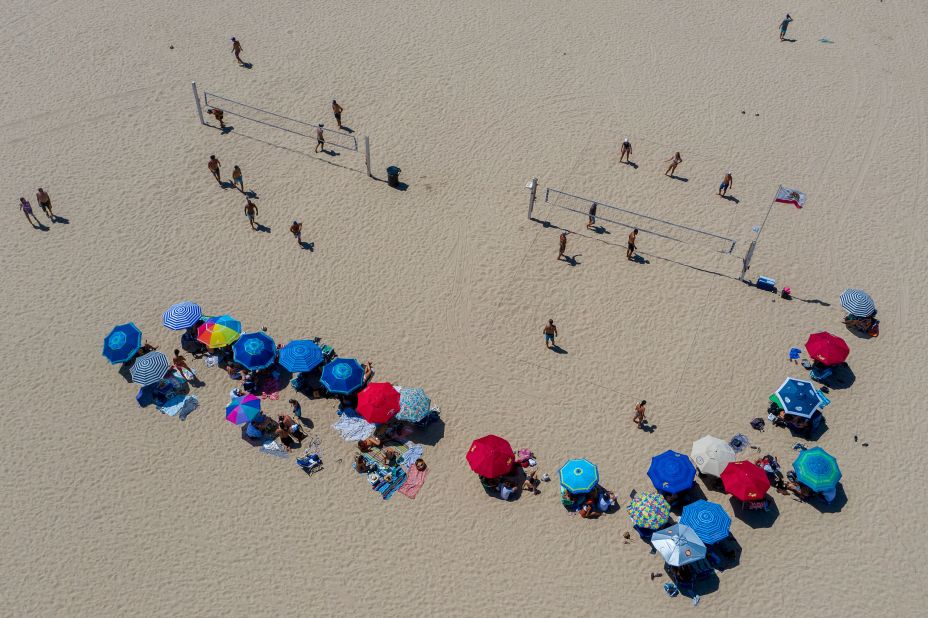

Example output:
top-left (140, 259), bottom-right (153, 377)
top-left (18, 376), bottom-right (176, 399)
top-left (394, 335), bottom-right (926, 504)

top-left (260, 376), bottom-right (281, 400)
top-left (398, 467), bottom-right (429, 499)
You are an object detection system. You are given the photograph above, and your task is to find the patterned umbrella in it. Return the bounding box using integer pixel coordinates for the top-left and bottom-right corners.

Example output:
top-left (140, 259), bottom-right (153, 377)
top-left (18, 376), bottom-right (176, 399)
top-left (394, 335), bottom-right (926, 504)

top-left (840, 289), bottom-right (876, 317)
top-left (773, 377), bottom-right (821, 419)
top-left (130, 351), bottom-right (170, 386)
top-left (226, 394), bottom-right (261, 424)
top-left (627, 492), bottom-right (671, 530)
top-left (396, 387), bottom-right (432, 422)
top-left (648, 450), bottom-right (697, 494)
top-left (320, 358), bottom-right (364, 394)
top-left (793, 447), bottom-right (842, 493)
top-left (162, 301), bottom-right (202, 330)
top-left (233, 331), bottom-right (276, 370)
top-left (720, 461), bottom-right (770, 502)
top-left (278, 339), bottom-right (323, 373)
top-left (466, 435), bottom-right (514, 477)
top-left (691, 436), bottom-right (736, 477)
top-left (805, 331), bottom-right (850, 366)
top-left (559, 459), bottom-right (599, 494)
top-left (103, 322), bottom-right (143, 364)
top-left (357, 382), bottom-right (401, 424)
top-left (197, 315), bottom-right (242, 348)
top-left (651, 524), bottom-right (707, 566)
top-left (680, 500), bottom-right (732, 544)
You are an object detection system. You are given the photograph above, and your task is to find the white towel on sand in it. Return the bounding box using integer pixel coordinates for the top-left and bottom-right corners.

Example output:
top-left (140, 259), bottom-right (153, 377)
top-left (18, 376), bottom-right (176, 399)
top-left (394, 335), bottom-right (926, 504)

top-left (333, 416), bottom-right (376, 442)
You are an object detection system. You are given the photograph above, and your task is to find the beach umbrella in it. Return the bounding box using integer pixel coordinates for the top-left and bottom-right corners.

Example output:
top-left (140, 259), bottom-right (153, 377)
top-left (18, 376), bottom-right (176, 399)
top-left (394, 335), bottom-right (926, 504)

top-left (130, 351), bottom-right (170, 386)
top-left (651, 524), bottom-right (707, 567)
top-left (103, 322), bottom-right (143, 364)
top-left (226, 394), bottom-right (261, 424)
top-left (559, 459), bottom-right (599, 494)
top-left (396, 387), bottom-right (432, 422)
top-left (793, 447), bottom-right (842, 493)
top-left (233, 331), bottom-right (277, 370)
top-left (320, 358), bottom-right (364, 394)
top-left (680, 500), bottom-right (732, 544)
top-left (162, 301), bottom-right (202, 330)
top-left (805, 332), bottom-right (850, 366)
top-left (278, 339), bottom-right (323, 373)
top-left (720, 461), bottom-right (770, 502)
top-left (466, 435), bottom-right (514, 477)
top-left (357, 382), bottom-right (401, 424)
top-left (773, 377), bottom-right (821, 419)
top-left (627, 492), bottom-right (671, 530)
top-left (840, 288), bottom-right (876, 317)
top-left (197, 315), bottom-right (242, 348)
top-left (691, 436), bottom-right (737, 477)
top-left (647, 450), bottom-right (697, 494)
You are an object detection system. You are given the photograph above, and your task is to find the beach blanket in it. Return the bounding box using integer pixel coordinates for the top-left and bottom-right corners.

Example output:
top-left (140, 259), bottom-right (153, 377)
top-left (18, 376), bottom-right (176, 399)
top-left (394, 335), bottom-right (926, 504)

top-left (260, 440), bottom-right (289, 458)
top-left (398, 467), bottom-right (429, 499)
top-left (399, 443), bottom-right (424, 469)
top-left (333, 416), bottom-right (376, 442)
top-left (158, 395), bottom-right (199, 419)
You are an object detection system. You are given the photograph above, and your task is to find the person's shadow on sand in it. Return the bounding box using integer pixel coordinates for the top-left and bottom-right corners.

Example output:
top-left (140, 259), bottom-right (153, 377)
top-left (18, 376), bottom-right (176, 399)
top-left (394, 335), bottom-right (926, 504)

top-left (255, 223), bottom-right (271, 233)
top-left (629, 254), bottom-right (649, 265)
top-left (563, 254), bottom-right (581, 266)
top-left (300, 241), bottom-right (314, 251)
top-left (624, 161), bottom-right (639, 169)
top-left (721, 194), bottom-right (740, 204)
top-left (549, 344), bottom-right (568, 354)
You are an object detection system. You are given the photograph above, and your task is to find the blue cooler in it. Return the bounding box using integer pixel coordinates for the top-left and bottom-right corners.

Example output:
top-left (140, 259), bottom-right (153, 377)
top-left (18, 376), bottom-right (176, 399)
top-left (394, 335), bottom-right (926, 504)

top-left (756, 276), bottom-right (777, 292)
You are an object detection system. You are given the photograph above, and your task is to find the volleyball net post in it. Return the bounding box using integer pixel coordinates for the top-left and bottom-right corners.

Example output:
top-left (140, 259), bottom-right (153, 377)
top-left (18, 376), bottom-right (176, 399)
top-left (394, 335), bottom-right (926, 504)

top-left (191, 82), bottom-right (205, 125)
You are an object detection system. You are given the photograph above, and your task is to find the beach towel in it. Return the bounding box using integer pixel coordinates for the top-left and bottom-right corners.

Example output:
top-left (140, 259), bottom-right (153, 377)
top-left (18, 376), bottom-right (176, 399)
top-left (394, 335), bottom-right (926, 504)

top-left (399, 443), bottom-right (424, 469)
top-left (259, 375), bottom-right (281, 400)
top-left (333, 415), bottom-right (376, 441)
top-left (260, 440), bottom-right (289, 458)
top-left (204, 355), bottom-right (219, 368)
top-left (398, 467), bottom-right (429, 499)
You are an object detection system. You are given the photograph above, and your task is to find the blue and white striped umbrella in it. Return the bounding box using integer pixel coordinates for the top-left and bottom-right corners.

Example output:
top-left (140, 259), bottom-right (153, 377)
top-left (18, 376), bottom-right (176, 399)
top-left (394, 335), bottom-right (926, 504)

top-left (840, 289), bottom-right (876, 317)
top-left (103, 322), bottom-right (143, 364)
top-left (680, 500), bottom-right (732, 544)
top-left (162, 301), bottom-right (203, 330)
top-left (279, 340), bottom-right (323, 372)
top-left (233, 331), bottom-right (277, 370)
top-left (130, 351), bottom-right (171, 385)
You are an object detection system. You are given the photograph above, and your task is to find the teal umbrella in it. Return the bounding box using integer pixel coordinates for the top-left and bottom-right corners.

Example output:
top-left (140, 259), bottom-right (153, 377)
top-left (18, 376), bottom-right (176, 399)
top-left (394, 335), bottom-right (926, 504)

top-left (793, 447), bottom-right (841, 492)
top-left (559, 459), bottom-right (599, 494)
top-left (396, 387), bottom-right (431, 422)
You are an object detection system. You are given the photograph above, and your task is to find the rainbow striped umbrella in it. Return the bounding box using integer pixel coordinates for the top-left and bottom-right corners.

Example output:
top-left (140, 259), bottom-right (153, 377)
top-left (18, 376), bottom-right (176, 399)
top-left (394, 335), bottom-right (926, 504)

top-left (793, 447), bottom-right (842, 493)
top-left (226, 394), bottom-right (261, 424)
top-left (627, 492), bottom-right (671, 530)
top-left (197, 315), bottom-right (242, 348)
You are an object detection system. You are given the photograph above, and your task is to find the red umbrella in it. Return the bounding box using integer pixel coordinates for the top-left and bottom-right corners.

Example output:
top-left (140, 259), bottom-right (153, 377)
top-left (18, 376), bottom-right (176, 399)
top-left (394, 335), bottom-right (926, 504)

top-left (720, 461), bottom-right (770, 502)
top-left (466, 435), bottom-right (514, 477)
top-left (357, 382), bottom-right (401, 424)
top-left (805, 331), bottom-right (850, 366)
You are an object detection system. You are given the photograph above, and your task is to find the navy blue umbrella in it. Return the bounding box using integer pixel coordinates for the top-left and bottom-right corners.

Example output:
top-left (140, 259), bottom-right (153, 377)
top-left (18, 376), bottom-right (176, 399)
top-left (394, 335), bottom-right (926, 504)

top-left (774, 377), bottom-right (821, 419)
top-left (233, 331), bottom-right (277, 370)
top-left (162, 301), bottom-right (203, 330)
top-left (647, 450), bottom-right (697, 494)
top-left (320, 358), bottom-right (364, 394)
top-left (130, 351), bottom-right (170, 385)
top-left (103, 323), bottom-right (143, 364)
top-left (279, 340), bottom-right (323, 373)
top-left (680, 500), bottom-right (732, 544)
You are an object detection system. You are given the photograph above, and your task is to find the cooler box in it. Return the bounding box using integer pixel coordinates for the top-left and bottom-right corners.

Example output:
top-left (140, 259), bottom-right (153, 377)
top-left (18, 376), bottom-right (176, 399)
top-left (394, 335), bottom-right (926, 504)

top-left (756, 276), bottom-right (777, 292)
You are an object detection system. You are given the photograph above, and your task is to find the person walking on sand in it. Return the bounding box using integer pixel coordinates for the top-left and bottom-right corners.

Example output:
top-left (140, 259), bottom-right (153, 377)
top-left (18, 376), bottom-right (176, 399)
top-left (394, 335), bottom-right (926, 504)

top-left (627, 228), bottom-right (638, 260)
top-left (779, 14), bottom-right (793, 41)
top-left (332, 100), bottom-right (344, 129)
top-left (244, 199), bottom-right (258, 230)
top-left (587, 202), bottom-right (597, 230)
top-left (665, 152), bottom-right (682, 177)
top-left (207, 107), bottom-right (225, 129)
top-left (719, 172), bottom-right (733, 197)
top-left (290, 220), bottom-right (302, 244)
top-left (20, 197), bottom-right (41, 227)
top-left (231, 37), bottom-right (244, 65)
top-left (36, 188), bottom-right (54, 222)
top-left (620, 138), bottom-right (632, 164)
top-left (315, 124), bottom-right (325, 153)
top-left (232, 165), bottom-right (244, 192)
top-left (208, 155), bottom-right (222, 184)
top-left (558, 231), bottom-right (567, 260)
top-left (633, 400), bottom-right (647, 427)
top-left (543, 320), bottom-right (558, 349)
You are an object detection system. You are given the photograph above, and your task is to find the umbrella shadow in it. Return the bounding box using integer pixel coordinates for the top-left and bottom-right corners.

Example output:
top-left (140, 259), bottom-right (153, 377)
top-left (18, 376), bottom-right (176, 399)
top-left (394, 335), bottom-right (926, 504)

top-left (671, 484), bottom-right (708, 514)
top-left (808, 483), bottom-right (848, 513)
top-left (407, 417), bottom-right (445, 446)
top-left (117, 362), bottom-right (135, 383)
top-left (729, 495), bottom-right (779, 528)
top-left (706, 535), bottom-right (742, 571)
top-left (819, 363), bottom-right (856, 390)
top-left (697, 473), bottom-right (726, 494)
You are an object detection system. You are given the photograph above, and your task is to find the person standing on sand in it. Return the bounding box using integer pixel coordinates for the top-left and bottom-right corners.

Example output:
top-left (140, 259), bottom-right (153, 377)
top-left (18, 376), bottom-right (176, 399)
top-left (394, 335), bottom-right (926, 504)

top-left (558, 231), bottom-right (567, 260)
top-left (543, 320), bottom-right (558, 349)
top-left (20, 197), bottom-right (41, 227)
top-left (315, 124), bottom-right (325, 153)
top-left (719, 172), bottom-right (733, 197)
top-left (36, 188), bottom-right (54, 222)
top-left (779, 14), bottom-right (793, 41)
top-left (633, 400), bottom-right (647, 427)
top-left (232, 165), bottom-right (244, 192)
top-left (665, 152), bottom-right (682, 177)
top-left (290, 220), bottom-right (302, 244)
top-left (207, 107), bottom-right (225, 129)
top-left (173, 349), bottom-right (196, 381)
top-left (620, 138), bottom-right (632, 164)
top-left (208, 155), bottom-right (222, 183)
top-left (332, 100), bottom-right (344, 129)
top-left (231, 37), bottom-right (244, 65)
top-left (244, 199), bottom-right (258, 229)
top-left (587, 202), bottom-right (597, 230)
top-left (627, 228), bottom-right (638, 260)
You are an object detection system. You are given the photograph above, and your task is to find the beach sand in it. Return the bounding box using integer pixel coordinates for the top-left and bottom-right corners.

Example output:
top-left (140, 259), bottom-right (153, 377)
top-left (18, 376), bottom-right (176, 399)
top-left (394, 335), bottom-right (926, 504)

top-left (2, 1), bottom-right (926, 615)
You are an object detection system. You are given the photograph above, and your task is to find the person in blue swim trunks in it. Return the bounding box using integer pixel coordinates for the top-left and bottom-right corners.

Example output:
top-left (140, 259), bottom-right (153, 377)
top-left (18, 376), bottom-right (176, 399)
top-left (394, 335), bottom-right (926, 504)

top-left (719, 171), bottom-right (733, 197)
top-left (544, 319), bottom-right (558, 349)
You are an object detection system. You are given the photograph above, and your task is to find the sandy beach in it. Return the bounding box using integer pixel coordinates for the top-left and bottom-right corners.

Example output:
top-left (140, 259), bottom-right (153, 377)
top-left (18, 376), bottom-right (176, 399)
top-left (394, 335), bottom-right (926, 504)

top-left (2, 1), bottom-right (927, 615)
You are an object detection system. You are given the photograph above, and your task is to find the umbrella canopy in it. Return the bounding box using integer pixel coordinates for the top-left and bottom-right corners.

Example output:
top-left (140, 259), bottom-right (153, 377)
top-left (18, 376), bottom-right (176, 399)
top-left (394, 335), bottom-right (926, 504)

top-left (357, 382), bottom-right (401, 424)
top-left (232, 331), bottom-right (277, 370)
top-left (628, 492), bottom-right (672, 530)
top-left (680, 500), bottom-right (732, 544)
top-left (805, 332), bottom-right (850, 366)
top-left (651, 524), bottom-right (707, 567)
top-left (840, 288), bottom-right (876, 317)
top-left (793, 447), bottom-right (842, 493)
top-left (278, 339), bottom-right (323, 373)
top-left (103, 322), bottom-right (143, 364)
top-left (197, 315), bottom-right (242, 348)
top-left (466, 435), bottom-right (514, 477)
top-left (396, 387), bottom-right (432, 422)
top-left (320, 358), bottom-right (364, 394)
top-left (691, 436), bottom-right (737, 477)
top-left (162, 301), bottom-right (202, 330)
top-left (773, 377), bottom-right (821, 419)
top-left (721, 461), bottom-right (771, 502)
top-left (559, 459), bottom-right (599, 494)
top-left (648, 450), bottom-right (697, 494)
top-left (130, 351), bottom-right (170, 386)
top-left (226, 394), bottom-right (261, 424)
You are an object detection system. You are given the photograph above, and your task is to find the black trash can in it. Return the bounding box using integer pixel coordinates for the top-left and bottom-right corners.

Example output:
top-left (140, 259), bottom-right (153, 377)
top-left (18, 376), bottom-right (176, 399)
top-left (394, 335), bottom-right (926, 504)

top-left (386, 165), bottom-right (401, 188)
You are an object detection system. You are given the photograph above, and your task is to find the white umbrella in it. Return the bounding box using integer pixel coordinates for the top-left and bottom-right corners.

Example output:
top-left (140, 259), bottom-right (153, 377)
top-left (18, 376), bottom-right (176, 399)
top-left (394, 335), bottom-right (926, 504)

top-left (651, 524), bottom-right (706, 566)
top-left (691, 435), bottom-right (736, 477)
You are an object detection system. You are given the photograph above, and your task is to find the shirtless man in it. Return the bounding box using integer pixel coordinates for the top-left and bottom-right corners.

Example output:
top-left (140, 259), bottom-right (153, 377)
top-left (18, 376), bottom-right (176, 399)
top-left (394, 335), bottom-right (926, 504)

top-left (36, 188), bottom-right (54, 221)
top-left (231, 37), bottom-right (244, 65)
top-left (20, 197), bottom-right (41, 227)
top-left (719, 172), bottom-right (733, 197)
top-left (558, 231), bottom-right (567, 260)
top-left (332, 100), bottom-right (344, 129)
top-left (619, 138), bottom-right (632, 164)
top-left (362, 361), bottom-right (374, 384)
top-left (633, 400), bottom-right (647, 427)
top-left (172, 349), bottom-right (196, 380)
top-left (779, 14), bottom-right (793, 41)
top-left (208, 155), bottom-right (221, 183)
top-left (289, 220), bottom-right (302, 244)
top-left (543, 319), bottom-right (558, 349)
top-left (627, 228), bottom-right (638, 260)
top-left (232, 165), bottom-right (244, 192)
top-left (207, 107), bottom-right (225, 129)
top-left (665, 152), bottom-right (682, 177)
top-left (315, 124), bottom-right (325, 153)
top-left (244, 199), bottom-right (258, 229)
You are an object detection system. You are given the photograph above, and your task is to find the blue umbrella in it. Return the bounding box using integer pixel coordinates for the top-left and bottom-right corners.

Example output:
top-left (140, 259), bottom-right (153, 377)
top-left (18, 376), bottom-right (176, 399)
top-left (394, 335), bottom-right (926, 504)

top-left (320, 358), bottom-right (364, 394)
top-left (680, 500), bottom-right (732, 544)
top-left (278, 340), bottom-right (323, 373)
top-left (648, 450), bottom-right (697, 494)
top-left (103, 323), bottom-right (143, 364)
top-left (233, 331), bottom-right (277, 370)
top-left (559, 458), bottom-right (599, 494)
top-left (793, 447), bottom-right (842, 493)
top-left (130, 351), bottom-right (170, 386)
top-left (162, 301), bottom-right (203, 330)
top-left (774, 377), bottom-right (821, 419)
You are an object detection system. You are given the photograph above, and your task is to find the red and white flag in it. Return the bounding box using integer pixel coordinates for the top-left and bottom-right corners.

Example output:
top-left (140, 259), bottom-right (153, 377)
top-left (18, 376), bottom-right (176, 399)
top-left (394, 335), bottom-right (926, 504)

top-left (775, 186), bottom-right (806, 209)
